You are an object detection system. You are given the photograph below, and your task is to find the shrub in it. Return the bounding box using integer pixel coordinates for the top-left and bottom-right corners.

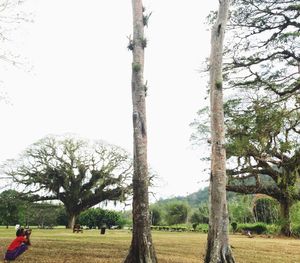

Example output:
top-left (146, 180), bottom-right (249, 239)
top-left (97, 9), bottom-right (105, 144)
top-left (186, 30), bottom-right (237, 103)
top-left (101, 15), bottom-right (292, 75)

top-left (165, 202), bottom-right (190, 225)
top-left (292, 225), bottom-right (300, 237)
top-left (237, 223), bottom-right (267, 234)
top-left (266, 224), bottom-right (280, 235)
top-left (195, 224), bottom-right (209, 233)
top-left (231, 222), bottom-right (238, 233)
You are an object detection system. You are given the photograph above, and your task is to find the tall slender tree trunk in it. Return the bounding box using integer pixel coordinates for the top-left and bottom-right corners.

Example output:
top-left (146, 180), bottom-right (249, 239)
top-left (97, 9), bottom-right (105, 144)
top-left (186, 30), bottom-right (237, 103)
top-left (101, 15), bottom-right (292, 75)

top-left (279, 200), bottom-right (292, 236)
top-left (205, 1), bottom-right (235, 262)
top-left (124, 1), bottom-right (157, 262)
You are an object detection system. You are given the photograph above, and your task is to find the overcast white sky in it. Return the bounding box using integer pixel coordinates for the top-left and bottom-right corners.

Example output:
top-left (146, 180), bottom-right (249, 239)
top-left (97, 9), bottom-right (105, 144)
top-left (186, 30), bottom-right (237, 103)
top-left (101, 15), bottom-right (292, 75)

top-left (0, 0), bottom-right (218, 200)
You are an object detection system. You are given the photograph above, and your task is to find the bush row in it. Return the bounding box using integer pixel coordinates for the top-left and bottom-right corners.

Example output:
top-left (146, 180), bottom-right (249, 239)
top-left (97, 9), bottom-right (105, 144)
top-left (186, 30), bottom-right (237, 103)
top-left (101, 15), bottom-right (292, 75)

top-left (151, 223), bottom-right (300, 236)
top-left (235, 223), bottom-right (267, 234)
top-left (151, 225), bottom-right (189, 232)
top-left (150, 224), bottom-right (209, 233)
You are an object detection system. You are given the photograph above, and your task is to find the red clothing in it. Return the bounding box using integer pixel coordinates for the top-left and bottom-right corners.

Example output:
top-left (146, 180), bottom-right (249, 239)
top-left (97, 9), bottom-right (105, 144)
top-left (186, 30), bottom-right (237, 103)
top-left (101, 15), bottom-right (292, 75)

top-left (7, 236), bottom-right (27, 251)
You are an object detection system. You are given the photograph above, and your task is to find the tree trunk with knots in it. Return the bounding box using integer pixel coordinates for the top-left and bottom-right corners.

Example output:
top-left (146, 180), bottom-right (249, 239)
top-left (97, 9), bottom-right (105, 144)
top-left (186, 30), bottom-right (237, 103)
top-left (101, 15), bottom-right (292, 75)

top-left (124, 0), bottom-right (157, 262)
top-left (205, 0), bottom-right (235, 262)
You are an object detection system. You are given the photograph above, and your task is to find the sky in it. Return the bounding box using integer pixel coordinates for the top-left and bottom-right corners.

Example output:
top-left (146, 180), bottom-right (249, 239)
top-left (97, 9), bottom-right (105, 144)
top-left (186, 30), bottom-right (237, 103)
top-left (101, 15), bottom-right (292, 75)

top-left (0, 0), bottom-right (218, 201)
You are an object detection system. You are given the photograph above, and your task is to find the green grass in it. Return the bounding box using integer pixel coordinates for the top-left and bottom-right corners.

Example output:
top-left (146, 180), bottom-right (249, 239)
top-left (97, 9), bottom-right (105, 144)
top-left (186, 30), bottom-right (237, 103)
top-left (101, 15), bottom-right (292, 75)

top-left (0, 227), bottom-right (299, 262)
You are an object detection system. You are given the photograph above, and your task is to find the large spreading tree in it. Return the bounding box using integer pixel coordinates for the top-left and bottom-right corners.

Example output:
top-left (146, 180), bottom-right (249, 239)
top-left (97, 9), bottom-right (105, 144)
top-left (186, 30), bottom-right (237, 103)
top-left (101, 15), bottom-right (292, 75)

top-left (222, 0), bottom-right (300, 236)
top-left (191, 0), bottom-right (300, 238)
top-left (226, 98), bottom-right (300, 236)
top-left (2, 135), bottom-right (133, 228)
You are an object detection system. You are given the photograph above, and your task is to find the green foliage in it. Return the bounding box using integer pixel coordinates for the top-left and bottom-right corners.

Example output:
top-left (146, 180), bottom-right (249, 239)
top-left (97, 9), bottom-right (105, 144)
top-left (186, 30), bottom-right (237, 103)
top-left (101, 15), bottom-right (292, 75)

top-left (78, 208), bottom-right (127, 229)
top-left (190, 203), bottom-right (209, 225)
top-left (151, 224), bottom-right (189, 232)
top-left (253, 197), bottom-right (279, 224)
top-left (194, 223), bottom-right (209, 233)
top-left (150, 189), bottom-right (300, 236)
top-left (142, 11), bottom-right (152, 27)
top-left (55, 206), bottom-right (68, 227)
top-left (228, 195), bottom-right (254, 223)
top-left (141, 38), bottom-right (147, 48)
top-left (266, 224), bottom-right (281, 235)
top-left (165, 201), bottom-right (190, 225)
top-left (0, 190), bottom-right (21, 227)
top-left (150, 206), bottom-right (162, 226)
top-left (292, 225), bottom-right (300, 237)
top-left (215, 81), bottom-right (222, 90)
top-left (152, 189), bottom-right (300, 230)
top-left (132, 63), bottom-right (141, 72)
top-left (231, 222), bottom-right (238, 232)
top-left (291, 202), bottom-right (300, 225)
top-left (237, 223), bottom-right (267, 234)
top-left (190, 211), bottom-right (202, 226)
top-left (28, 202), bottom-right (60, 228)
top-left (127, 36), bottom-right (134, 51)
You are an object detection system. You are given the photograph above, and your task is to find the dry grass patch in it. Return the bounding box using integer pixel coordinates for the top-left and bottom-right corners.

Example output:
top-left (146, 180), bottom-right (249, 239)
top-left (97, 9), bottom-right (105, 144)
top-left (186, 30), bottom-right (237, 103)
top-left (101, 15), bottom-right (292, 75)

top-left (230, 235), bottom-right (300, 263)
top-left (0, 228), bottom-right (299, 262)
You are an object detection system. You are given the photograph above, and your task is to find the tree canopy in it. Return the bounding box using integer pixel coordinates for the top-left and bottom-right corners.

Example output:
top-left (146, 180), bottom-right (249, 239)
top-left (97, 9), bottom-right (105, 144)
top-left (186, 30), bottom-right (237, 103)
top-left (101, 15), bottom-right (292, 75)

top-left (2, 135), bottom-right (133, 228)
top-left (191, 0), bottom-right (300, 237)
top-left (225, 98), bottom-right (300, 236)
top-left (222, 0), bottom-right (300, 236)
top-left (225, 0), bottom-right (300, 99)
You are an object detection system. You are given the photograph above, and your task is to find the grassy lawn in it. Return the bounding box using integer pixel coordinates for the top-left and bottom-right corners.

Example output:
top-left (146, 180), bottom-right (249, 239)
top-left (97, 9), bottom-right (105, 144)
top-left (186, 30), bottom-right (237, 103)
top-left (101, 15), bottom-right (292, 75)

top-left (0, 227), bottom-right (299, 262)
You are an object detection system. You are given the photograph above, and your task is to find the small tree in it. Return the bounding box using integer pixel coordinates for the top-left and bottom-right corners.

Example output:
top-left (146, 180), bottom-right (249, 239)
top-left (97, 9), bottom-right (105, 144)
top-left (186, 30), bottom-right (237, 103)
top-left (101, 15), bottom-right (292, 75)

top-left (3, 135), bottom-right (132, 229)
top-left (56, 205), bottom-right (68, 227)
top-left (191, 203), bottom-right (209, 226)
top-left (78, 208), bottom-right (127, 229)
top-left (0, 190), bottom-right (20, 228)
top-left (165, 202), bottom-right (189, 225)
top-left (228, 195), bottom-right (254, 224)
top-left (29, 202), bottom-right (60, 228)
top-left (78, 208), bottom-right (98, 229)
top-left (150, 206), bottom-right (162, 226)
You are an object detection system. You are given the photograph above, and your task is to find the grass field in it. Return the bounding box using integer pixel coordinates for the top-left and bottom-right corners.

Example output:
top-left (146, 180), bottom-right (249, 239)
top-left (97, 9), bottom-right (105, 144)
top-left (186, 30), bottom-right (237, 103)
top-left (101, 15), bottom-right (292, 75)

top-left (0, 228), bottom-right (300, 262)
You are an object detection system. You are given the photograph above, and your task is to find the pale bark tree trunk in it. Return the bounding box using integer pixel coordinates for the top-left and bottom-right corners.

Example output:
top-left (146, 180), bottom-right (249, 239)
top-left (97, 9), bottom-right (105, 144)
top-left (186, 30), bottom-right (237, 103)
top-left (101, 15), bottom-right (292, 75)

top-left (205, 1), bottom-right (235, 262)
top-left (67, 213), bottom-right (76, 229)
top-left (124, 0), bottom-right (157, 262)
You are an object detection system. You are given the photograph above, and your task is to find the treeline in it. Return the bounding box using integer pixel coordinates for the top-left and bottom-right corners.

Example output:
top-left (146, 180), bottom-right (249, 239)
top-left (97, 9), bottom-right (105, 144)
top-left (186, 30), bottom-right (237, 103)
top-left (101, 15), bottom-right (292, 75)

top-left (0, 190), bottom-right (130, 229)
top-left (150, 187), bottom-right (300, 232)
top-left (3, 186), bottom-right (300, 234)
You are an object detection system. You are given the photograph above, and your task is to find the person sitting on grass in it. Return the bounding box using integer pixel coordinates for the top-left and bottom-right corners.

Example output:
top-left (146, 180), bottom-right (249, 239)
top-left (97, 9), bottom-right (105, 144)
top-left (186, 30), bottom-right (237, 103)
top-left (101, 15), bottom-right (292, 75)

top-left (4, 227), bottom-right (31, 262)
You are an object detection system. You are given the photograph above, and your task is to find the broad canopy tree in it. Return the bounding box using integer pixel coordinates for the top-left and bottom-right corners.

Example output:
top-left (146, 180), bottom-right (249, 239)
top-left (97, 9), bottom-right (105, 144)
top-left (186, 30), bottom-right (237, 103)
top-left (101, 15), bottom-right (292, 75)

top-left (3, 135), bottom-right (133, 228)
top-left (226, 99), bottom-right (300, 236)
top-left (191, 0), bottom-right (300, 237)
top-left (191, 94), bottom-right (300, 237)
top-left (222, 0), bottom-right (300, 236)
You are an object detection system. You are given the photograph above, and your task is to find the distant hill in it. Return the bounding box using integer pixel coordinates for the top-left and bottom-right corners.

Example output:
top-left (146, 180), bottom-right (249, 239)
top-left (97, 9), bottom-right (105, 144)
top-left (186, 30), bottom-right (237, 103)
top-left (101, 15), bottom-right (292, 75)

top-left (154, 187), bottom-right (209, 208)
top-left (154, 186), bottom-right (239, 208)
